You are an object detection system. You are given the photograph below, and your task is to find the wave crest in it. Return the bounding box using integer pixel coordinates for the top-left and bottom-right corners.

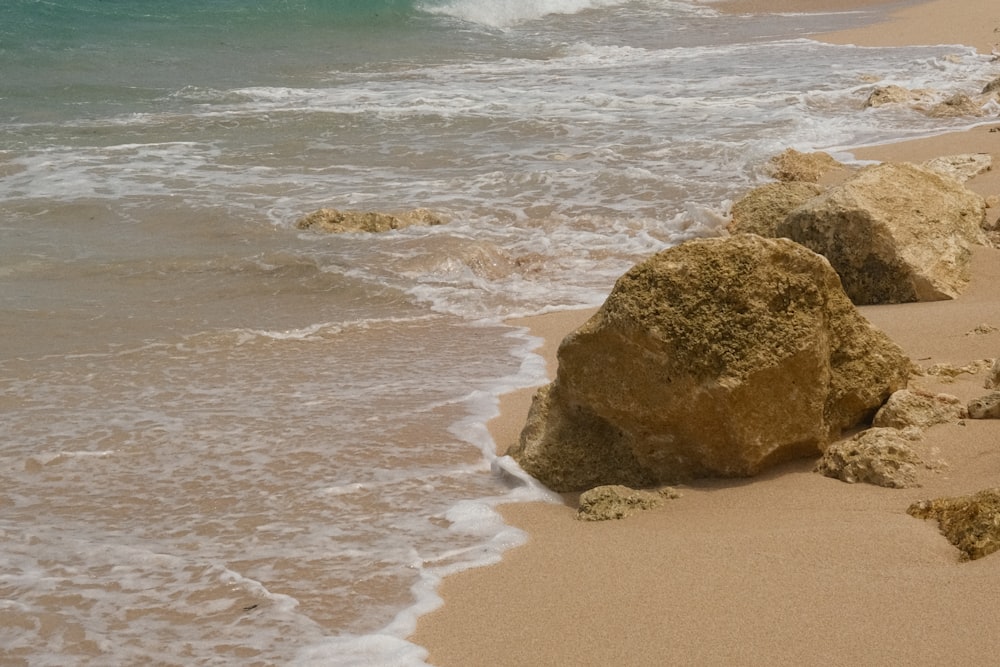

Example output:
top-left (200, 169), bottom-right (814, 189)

top-left (420, 0), bottom-right (633, 28)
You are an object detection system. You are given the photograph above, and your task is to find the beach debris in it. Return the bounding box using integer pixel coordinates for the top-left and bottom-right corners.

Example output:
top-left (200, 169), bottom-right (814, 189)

top-left (778, 162), bottom-right (988, 305)
top-left (296, 207), bottom-right (444, 233)
top-left (908, 488), bottom-right (1000, 561)
top-left (510, 235), bottom-right (909, 492)
top-left (576, 485), bottom-right (680, 521)
top-left (815, 428), bottom-right (922, 488)
top-left (873, 389), bottom-right (967, 430)
top-left (766, 148), bottom-right (845, 183)
top-left (967, 392), bottom-right (1000, 419)
top-left (921, 153), bottom-right (992, 183)
top-left (727, 181), bottom-right (824, 237)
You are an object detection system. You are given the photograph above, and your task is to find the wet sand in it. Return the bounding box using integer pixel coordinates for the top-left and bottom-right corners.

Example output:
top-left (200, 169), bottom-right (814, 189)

top-left (411, 1), bottom-right (1000, 663)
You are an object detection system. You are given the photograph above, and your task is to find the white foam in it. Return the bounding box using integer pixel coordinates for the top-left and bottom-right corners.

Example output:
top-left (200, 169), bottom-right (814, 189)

top-left (421, 0), bottom-right (635, 28)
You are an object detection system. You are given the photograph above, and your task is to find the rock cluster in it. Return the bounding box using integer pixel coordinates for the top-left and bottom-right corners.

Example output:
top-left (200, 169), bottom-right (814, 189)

top-left (732, 156), bottom-right (990, 305)
top-left (908, 489), bottom-right (1000, 561)
top-left (863, 83), bottom-right (996, 118)
top-left (510, 235), bottom-right (910, 492)
top-left (296, 207), bottom-right (444, 233)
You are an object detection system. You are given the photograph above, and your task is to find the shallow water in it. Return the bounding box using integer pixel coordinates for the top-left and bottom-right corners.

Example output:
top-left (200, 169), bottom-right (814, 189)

top-left (1, 0), bottom-right (997, 664)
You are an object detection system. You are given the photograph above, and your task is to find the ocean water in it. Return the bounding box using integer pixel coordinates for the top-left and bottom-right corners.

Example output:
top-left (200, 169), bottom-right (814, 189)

top-left (1, 0), bottom-right (997, 664)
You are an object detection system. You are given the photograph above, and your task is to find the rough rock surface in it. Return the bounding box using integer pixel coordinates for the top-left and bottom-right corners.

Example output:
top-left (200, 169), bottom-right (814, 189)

top-left (967, 392), bottom-right (1000, 419)
top-left (863, 85), bottom-right (931, 108)
top-left (921, 153), bottom-right (992, 183)
top-left (926, 93), bottom-right (983, 118)
top-left (815, 428), bottom-right (922, 488)
top-left (766, 149), bottom-right (844, 183)
top-left (908, 488), bottom-right (1000, 561)
top-left (985, 359), bottom-right (1000, 389)
top-left (778, 162), bottom-right (988, 305)
top-left (728, 181), bottom-right (824, 237)
top-left (873, 389), bottom-right (967, 430)
top-left (922, 359), bottom-right (993, 382)
top-left (984, 77), bottom-right (1000, 95)
top-left (510, 235), bottom-right (910, 492)
top-left (296, 207), bottom-right (443, 233)
top-left (576, 485), bottom-right (680, 521)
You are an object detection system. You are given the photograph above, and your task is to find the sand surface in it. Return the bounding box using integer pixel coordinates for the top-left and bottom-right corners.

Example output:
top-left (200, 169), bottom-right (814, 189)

top-left (410, 2), bottom-right (1000, 664)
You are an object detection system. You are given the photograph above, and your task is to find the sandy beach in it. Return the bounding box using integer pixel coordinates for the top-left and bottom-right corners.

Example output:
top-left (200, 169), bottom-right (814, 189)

top-left (411, 1), bottom-right (1000, 664)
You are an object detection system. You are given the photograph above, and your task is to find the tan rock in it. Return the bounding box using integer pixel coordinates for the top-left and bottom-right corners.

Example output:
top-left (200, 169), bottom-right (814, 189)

top-left (873, 389), bottom-right (967, 430)
top-left (926, 93), bottom-right (983, 118)
top-left (728, 181), bottom-right (824, 237)
top-left (863, 85), bottom-right (934, 108)
top-left (296, 207), bottom-right (444, 233)
top-left (921, 153), bottom-right (992, 183)
top-left (984, 359), bottom-right (1000, 389)
top-left (908, 488), bottom-right (1000, 561)
top-left (510, 235), bottom-right (910, 492)
top-left (967, 392), bottom-right (1000, 419)
top-left (576, 485), bottom-right (680, 521)
top-left (778, 162), bottom-right (988, 305)
top-left (766, 149), bottom-right (844, 183)
top-left (815, 428), bottom-right (922, 488)
top-left (923, 359), bottom-right (994, 382)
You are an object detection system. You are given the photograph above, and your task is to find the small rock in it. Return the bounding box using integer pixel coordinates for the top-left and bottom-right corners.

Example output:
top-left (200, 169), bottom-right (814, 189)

top-left (926, 93), bottom-right (983, 118)
top-left (873, 389), bottom-right (967, 430)
top-left (984, 359), bottom-right (1000, 389)
top-left (815, 428), bottom-right (923, 488)
top-left (921, 154), bottom-right (992, 184)
top-left (908, 488), bottom-right (1000, 561)
top-left (967, 392), bottom-right (1000, 419)
top-left (576, 485), bottom-right (680, 521)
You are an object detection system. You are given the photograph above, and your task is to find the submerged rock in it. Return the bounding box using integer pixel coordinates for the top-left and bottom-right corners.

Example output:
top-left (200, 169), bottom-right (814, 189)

top-left (908, 488), bottom-right (1000, 561)
top-left (779, 162), bottom-right (987, 304)
top-left (576, 485), bottom-right (680, 521)
top-left (296, 207), bottom-right (444, 233)
top-left (815, 428), bottom-right (922, 488)
top-left (510, 235), bottom-right (910, 492)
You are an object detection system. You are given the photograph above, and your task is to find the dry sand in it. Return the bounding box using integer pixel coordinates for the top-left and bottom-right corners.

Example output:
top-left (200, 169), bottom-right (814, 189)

top-left (411, 2), bottom-right (1000, 664)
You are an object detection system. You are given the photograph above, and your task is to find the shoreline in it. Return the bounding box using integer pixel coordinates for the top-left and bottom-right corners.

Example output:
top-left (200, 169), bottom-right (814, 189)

top-left (411, 1), bottom-right (1000, 663)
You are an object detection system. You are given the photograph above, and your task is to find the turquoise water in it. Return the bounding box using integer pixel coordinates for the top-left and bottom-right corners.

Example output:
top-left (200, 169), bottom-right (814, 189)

top-left (1, 1), bottom-right (997, 665)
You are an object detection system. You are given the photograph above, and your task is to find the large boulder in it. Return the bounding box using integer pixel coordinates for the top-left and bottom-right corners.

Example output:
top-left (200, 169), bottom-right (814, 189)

top-left (510, 235), bottom-right (910, 492)
top-left (778, 162), bottom-right (987, 305)
top-left (728, 181), bottom-right (824, 237)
